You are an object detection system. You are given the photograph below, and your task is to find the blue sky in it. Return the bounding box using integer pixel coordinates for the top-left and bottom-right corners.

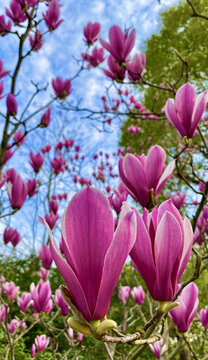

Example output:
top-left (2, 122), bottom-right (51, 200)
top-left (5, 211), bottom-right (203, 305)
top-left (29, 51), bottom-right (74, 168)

top-left (0, 0), bottom-right (180, 255)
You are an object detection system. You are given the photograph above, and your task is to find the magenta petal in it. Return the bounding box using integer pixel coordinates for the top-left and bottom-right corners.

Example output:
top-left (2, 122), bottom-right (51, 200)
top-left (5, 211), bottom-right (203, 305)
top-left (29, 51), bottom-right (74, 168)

top-left (109, 25), bottom-right (124, 61)
top-left (120, 154), bottom-right (148, 206)
top-left (99, 38), bottom-right (114, 56)
top-left (177, 217), bottom-right (193, 281)
top-left (181, 283), bottom-right (198, 325)
top-left (93, 210), bottom-right (136, 319)
top-left (175, 83), bottom-right (196, 134)
top-left (190, 91), bottom-right (207, 137)
top-left (156, 160), bottom-right (175, 195)
top-left (123, 29), bottom-right (136, 59)
top-left (165, 98), bottom-right (186, 137)
top-left (145, 145), bottom-right (166, 189)
top-left (157, 199), bottom-right (183, 234)
top-left (63, 187), bottom-right (114, 315)
top-left (154, 211), bottom-right (183, 300)
top-left (39, 217), bottom-right (92, 320)
top-left (130, 210), bottom-right (156, 296)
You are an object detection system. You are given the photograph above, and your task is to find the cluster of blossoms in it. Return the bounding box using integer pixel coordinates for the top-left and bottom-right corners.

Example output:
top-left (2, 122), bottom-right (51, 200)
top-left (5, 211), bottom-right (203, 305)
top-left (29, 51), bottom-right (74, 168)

top-left (118, 285), bottom-right (145, 305)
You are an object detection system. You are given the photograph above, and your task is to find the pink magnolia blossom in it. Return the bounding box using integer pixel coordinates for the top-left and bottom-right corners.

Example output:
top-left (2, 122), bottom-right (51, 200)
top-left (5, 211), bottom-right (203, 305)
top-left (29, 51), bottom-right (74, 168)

top-left (0, 59), bottom-right (10, 78)
top-left (51, 155), bottom-right (66, 174)
top-left (35, 334), bottom-right (50, 353)
top-left (127, 53), bottom-right (146, 82)
top-left (165, 83), bottom-right (207, 138)
top-left (16, 0), bottom-right (38, 8)
top-left (43, 0), bottom-right (63, 31)
top-left (171, 191), bottom-right (186, 209)
top-left (0, 15), bottom-right (12, 36)
top-left (40, 107), bottom-right (51, 127)
top-left (0, 304), bottom-right (6, 322)
top-left (8, 174), bottom-right (27, 209)
top-left (21, 320), bottom-right (26, 330)
top-left (4, 227), bottom-right (20, 247)
top-left (131, 285), bottom-right (145, 305)
top-left (55, 289), bottom-right (69, 316)
top-left (130, 200), bottom-right (193, 301)
top-left (2, 281), bottom-right (20, 301)
top-left (119, 145), bottom-right (175, 208)
top-left (31, 344), bottom-right (36, 358)
top-left (30, 281), bottom-right (53, 313)
top-left (6, 93), bottom-right (17, 116)
top-left (83, 22), bottom-right (101, 45)
top-left (103, 55), bottom-right (126, 82)
top-left (82, 47), bottom-right (105, 69)
top-left (40, 187), bottom-right (137, 321)
top-left (128, 125), bottom-right (140, 133)
top-left (41, 144), bottom-right (52, 154)
top-left (77, 332), bottom-right (84, 342)
top-left (52, 77), bottom-right (71, 99)
top-left (149, 339), bottom-right (166, 359)
top-left (13, 130), bottom-right (25, 146)
top-left (17, 292), bottom-right (32, 312)
top-left (49, 199), bottom-right (58, 214)
top-left (8, 319), bottom-right (20, 334)
top-left (37, 267), bottom-right (49, 282)
top-left (6, 168), bottom-right (17, 182)
top-left (29, 152), bottom-right (44, 173)
top-left (100, 25), bottom-right (136, 64)
top-left (108, 182), bottom-right (128, 214)
top-left (118, 286), bottom-right (131, 304)
top-left (169, 283), bottom-right (199, 332)
top-left (45, 212), bottom-right (59, 230)
top-left (27, 179), bottom-right (38, 197)
top-left (6, 0), bottom-right (27, 24)
top-left (29, 30), bottom-right (43, 51)
top-left (198, 305), bottom-right (208, 328)
top-left (39, 244), bottom-right (53, 269)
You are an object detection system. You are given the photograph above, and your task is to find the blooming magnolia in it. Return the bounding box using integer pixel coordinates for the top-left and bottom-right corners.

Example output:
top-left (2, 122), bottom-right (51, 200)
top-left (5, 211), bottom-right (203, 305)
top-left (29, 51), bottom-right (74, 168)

top-left (169, 283), bottom-right (199, 332)
top-left (127, 53), bottom-right (146, 82)
top-left (83, 22), bottom-right (101, 45)
top-left (35, 334), bottom-right (50, 353)
top-left (103, 55), bottom-right (126, 82)
top-left (17, 292), bottom-right (32, 312)
top-left (0, 15), bottom-right (12, 36)
top-left (45, 212), bottom-right (59, 230)
top-left (29, 152), bottom-right (44, 173)
top-left (6, 93), bottom-right (17, 116)
top-left (27, 179), bottom-right (38, 197)
top-left (118, 286), bottom-right (131, 304)
top-left (43, 0), bottom-right (63, 31)
top-left (170, 191), bottom-right (186, 209)
top-left (131, 285), bottom-right (145, 305)
top-left (30, 281), bottom-right (53, 313)
top-left (100, 25), bottom-right (136, 64)
top-left (52, 77), bottom-right (71, 99)
top-left (82, 47), bottom-right (105, 69)
top-left (198, 305), bottom-right (208, 328)
top-left (8, 319), bottom-right (20, 334)
top-left (29, 30), bottom-right (43, 51)
top-left (4, 227), bottom-right (20, 247)
top-left (13, 130), bottom-right (25, 146)
top-left (40, 107), bottom-right (51, 127)
top-left (2, 281), bottom-right (20, 301)
top-left (130, 200), bottom-right (193, 301)
top-left (149, 339), bottom-right (166, 359)
top-left (119, 145), bottom-right (175, 208)
top-left (6, 0), bottom-right (27, 24)
top-left (39, 244), bottom-right (53, 269)
top-left (165, 83), bottom-right (207, 138)
top-left (40, 187), bottom-right (137, 322)
top-left (8, 173), bottom-right (27, 210)
top-left (108, 181), bottom-right (128, 214)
